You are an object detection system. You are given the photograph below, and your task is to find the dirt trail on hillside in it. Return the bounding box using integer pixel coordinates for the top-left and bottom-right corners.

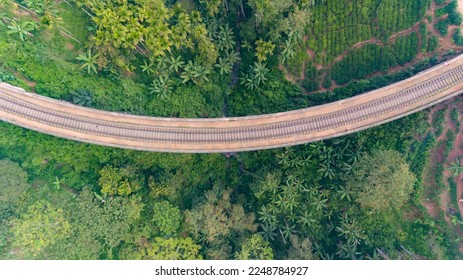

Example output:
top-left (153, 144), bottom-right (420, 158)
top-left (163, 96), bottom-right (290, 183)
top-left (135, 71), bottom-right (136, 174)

top-left (422, 100), bottom-right (463, 254)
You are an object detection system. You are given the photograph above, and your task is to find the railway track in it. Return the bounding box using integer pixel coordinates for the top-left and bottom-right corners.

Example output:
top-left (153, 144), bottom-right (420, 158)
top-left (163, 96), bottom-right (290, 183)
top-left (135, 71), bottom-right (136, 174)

top-left (1, 55), bottom-right (463, 153)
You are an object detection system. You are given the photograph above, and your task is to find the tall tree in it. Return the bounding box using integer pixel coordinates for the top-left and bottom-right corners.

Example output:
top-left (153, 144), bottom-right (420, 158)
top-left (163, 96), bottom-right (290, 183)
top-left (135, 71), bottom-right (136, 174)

top-left (0, 159), bottom-right (29, 206)
top-left (236, 234), bottom-right (273, 260)
top-left (152, 201), bottom-right (181, 236)
top-left (11, 201), bottom-right (70, 257)
top-left (345, 150), bottom-right (415, 211)
top-left (49, 188), bottom-right (144, 259)
top-left (98, 165), bottom-right (141, 196)
top-left (127, 237), bottom-right (202, 260)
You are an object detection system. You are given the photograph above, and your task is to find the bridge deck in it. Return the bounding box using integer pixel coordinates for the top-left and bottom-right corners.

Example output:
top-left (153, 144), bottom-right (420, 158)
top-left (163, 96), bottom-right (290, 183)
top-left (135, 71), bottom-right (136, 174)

top-left (1, 55), bottom-right (463, 153)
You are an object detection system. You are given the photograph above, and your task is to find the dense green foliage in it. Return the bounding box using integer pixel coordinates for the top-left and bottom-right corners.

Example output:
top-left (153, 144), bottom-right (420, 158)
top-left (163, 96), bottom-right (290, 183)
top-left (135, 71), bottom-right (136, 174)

top-left (346, 150), bottom-right (415, 211)
top-left (453, 28), bottom-right (463, 46)
top-left (11, 200), bottom-right (70, 257)
top-left (428, 35), bottom-right (439, 52)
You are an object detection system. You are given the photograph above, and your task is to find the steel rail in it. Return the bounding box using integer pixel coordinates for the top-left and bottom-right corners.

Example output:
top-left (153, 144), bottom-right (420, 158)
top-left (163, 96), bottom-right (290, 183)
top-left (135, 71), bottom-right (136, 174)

top-left (1, 55), bottom-right (463, 153)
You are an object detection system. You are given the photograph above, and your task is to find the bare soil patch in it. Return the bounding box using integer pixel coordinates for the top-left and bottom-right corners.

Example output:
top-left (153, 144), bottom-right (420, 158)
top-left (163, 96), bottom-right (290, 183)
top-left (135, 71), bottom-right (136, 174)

top-left (458, 0), bottom-right (463, 18)
top-left (65, 42), bottom-right (75, 50)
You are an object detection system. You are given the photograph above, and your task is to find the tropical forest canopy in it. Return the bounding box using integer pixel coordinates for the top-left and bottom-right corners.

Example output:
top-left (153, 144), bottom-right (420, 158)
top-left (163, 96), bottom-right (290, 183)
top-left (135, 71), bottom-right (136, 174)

top-left (0, 0), bottom-right (463, 260)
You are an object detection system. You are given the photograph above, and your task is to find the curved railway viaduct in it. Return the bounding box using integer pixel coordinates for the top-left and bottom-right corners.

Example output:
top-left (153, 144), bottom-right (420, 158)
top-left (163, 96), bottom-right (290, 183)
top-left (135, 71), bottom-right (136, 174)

top-left (2, 55), bottom-right (463, 153)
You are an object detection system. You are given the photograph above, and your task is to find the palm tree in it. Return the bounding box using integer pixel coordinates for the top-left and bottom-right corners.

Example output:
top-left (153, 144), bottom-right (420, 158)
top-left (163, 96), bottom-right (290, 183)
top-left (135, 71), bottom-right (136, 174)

top-left (319, 146), bottom-right (335, 165)
top-left (216, 24), bottom-right (235, 52)
top-left (311, 195), bottom-right (328, 211)
top-left (206, 18), bottom-right (219, 39)
top-left (240, 62), bottom-right (268, 90)
top-left (25, 0), bottom-right (47, 14)
top-left (446, 158), bottom-right (463, 177)
top-left (155, 56), bottom-right (168, 75)
top-left (215, 57), bottom-right (232, 76)
top-left (252, 61), bottom-right (269, 85)
top-left (24, 0), bottom-right (60, 27)
top-left (240, 73), bottom-right (257, 90)
top-left (180, 61), bottom-right (210, 85)
top-left (336, 241), bottom-right (360, 260)
top-left (280, 223), bottom-right (297, 242)
top-left (69, 89), bottom-right (94, 107)
top-left (76, 49), bottom-right (99, 75)
top-left (180, 61), bottom-right (195, 84)
top-left (225, 50), bottom-right (241, 64)
top-left (258, 205), bottom-right (276, 225)
top-left (259, 222), bottom-right (277, 241)
top-left (318, 163), bottom-right (336, 180)
top-left (337, 186), bottom-right (354, 202)
top-left (336, 216), bottom-right (362, 242)
top-left (149, 76), bottom-right (172, 98)
top-left (52, 176), bottom-right (64, 190)
top-left (242, 39), bottom-right (252, 51)
top-left (255, 39), bottom-right (275, 62)
top-left (140, 60), bottom-right (155, 75)
top-left (298, 210), bottom-right (316, 227)
top-left (7, 20), bottom-right (35, 41)
top-left (280, 39), bottom-right (295, 64)
top-left (167, 55), bottom-right (184, 73)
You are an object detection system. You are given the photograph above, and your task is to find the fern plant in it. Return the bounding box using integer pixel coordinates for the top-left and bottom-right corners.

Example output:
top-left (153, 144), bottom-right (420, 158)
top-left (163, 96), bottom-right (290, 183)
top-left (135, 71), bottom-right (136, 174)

top-left (69, 89), bottom-right (94, 107)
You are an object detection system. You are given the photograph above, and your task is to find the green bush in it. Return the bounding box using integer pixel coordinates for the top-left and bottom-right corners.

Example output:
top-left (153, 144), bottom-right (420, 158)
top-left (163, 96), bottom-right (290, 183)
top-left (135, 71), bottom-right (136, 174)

top-left (428, 35), bottom-right (439, 52)
top-left (433, 109), bottom-right (446, 137)
top-left (452, 28), bottom-right (463, 46)
top-left (435, 19), bottom-right (450, 36)
top-left (420, 23), bottom-right (428, 52)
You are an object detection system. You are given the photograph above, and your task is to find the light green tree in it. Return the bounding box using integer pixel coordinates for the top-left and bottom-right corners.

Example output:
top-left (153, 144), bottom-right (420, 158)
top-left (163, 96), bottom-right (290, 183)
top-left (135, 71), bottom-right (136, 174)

top-left (48, 188), bottom-right (144, 259)
top-left (199, 0), bottom-right (223, 17)
top-left (11, 201), bottom-right (70, 257)
top-left (236, 234), bottom-right (273, 260)
top-left (98, 165), bottom-right (140, 196)
top-left (255, 39), bottom-right (275, 62)
top-left (185, 187), bottom-right (256, 243)
top-left (129, 237), bottom-right (202, 260)
top-left (346, 150), bottom-right (415, 211)
top-left (152, 201), bottom-right (181, 236)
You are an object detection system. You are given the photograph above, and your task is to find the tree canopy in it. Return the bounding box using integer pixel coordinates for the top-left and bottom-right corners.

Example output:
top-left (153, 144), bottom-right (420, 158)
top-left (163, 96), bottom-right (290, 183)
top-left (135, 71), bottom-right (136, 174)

top-left (11, 201), bottom-right (70, 257)
top-left (346, 150), bottom-right (416, 211)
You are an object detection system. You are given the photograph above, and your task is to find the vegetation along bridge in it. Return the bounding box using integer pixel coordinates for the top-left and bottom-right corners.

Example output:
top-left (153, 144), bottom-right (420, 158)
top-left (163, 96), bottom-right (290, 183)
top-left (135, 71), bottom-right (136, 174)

top-left (2, 55), bottom-right (463, 153)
